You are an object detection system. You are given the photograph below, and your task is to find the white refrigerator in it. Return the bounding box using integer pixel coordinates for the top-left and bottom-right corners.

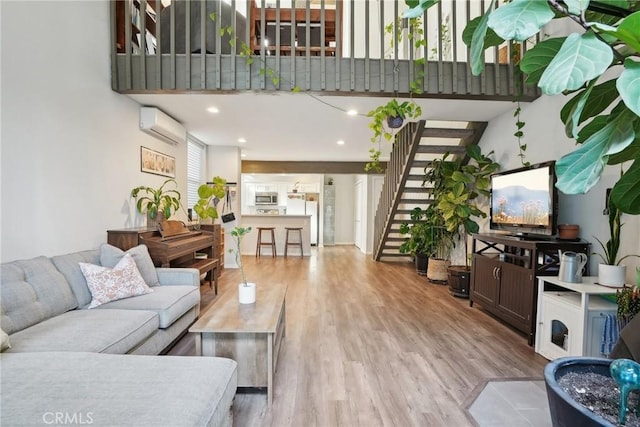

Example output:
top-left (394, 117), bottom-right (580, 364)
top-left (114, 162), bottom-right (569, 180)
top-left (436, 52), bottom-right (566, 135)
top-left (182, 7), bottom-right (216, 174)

top-left (286, 193), bottom-right (306, 215)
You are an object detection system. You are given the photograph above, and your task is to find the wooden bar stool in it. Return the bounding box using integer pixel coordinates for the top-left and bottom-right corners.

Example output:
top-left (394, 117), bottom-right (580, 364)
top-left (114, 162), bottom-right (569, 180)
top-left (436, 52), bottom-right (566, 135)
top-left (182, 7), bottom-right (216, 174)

top-left (256, 227), bottom-right (277, 257)
top-left (284, 227), bottom-right (303, 257)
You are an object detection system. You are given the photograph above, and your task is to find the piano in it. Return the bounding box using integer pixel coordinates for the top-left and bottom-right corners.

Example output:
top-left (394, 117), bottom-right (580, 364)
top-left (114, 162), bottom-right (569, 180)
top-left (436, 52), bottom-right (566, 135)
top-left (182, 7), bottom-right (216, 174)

top-left (106, 226), bottom-right (221, 293)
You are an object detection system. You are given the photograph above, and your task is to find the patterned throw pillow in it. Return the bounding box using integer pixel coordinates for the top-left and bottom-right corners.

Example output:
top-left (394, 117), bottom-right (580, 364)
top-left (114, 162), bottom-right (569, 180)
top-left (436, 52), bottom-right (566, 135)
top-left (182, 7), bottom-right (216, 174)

top-left (79, 253), bottom-right (153, 309)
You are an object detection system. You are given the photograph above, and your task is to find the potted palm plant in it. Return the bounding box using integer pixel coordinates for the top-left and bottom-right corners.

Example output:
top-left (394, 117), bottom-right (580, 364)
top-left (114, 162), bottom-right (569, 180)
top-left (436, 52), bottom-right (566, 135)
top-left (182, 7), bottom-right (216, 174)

top-left (230, 226), bottom-right (255, 304)
top-left (595, 195), bottom-right (639, 287)
top-left (131, 178), bottom-right (182, 228)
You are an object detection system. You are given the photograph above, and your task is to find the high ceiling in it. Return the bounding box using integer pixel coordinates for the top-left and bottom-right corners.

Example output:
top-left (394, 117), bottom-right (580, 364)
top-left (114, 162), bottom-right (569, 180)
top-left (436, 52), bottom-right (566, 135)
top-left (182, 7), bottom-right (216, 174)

top-left (129, 92), bottom-right (516, 162)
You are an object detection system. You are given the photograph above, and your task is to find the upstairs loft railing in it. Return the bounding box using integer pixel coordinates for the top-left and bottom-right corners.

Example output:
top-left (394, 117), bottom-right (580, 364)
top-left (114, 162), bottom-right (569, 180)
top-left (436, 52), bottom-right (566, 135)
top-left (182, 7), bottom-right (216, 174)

top-left (111, 0), bottom-right (539, 99)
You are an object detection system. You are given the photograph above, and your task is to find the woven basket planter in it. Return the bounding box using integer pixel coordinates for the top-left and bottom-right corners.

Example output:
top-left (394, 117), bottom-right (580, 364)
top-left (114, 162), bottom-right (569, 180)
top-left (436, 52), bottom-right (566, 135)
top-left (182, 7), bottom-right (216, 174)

top-left (427, 258), bottom-right (450, 284)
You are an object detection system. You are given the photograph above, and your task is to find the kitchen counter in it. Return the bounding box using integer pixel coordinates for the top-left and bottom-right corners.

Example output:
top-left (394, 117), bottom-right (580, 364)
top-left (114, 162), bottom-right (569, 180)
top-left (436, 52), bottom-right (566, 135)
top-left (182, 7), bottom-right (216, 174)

top-left (241, 215), bottom-right (311, 256)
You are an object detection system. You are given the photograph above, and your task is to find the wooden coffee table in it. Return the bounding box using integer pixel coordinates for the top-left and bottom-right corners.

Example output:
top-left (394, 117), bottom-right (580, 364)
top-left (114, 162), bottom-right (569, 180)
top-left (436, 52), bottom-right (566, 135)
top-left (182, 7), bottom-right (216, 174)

top-left (190, 283), bottom-right (287, 405)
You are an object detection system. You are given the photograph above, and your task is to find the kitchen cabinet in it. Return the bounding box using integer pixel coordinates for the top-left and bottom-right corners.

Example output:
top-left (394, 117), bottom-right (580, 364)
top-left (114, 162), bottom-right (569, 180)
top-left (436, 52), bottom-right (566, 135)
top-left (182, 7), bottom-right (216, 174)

top-left (245, 184), bottom-right (256, 207)
top-left (255, 184), bottom-right (278, 192)
top-left (470, 233), bottom-right (590, 346)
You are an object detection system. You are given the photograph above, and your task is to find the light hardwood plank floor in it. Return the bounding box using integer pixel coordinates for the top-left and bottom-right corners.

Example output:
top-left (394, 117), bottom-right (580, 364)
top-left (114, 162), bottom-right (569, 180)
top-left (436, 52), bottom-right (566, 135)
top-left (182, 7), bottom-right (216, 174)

top-left (169, 246), bottom-right (548, 427)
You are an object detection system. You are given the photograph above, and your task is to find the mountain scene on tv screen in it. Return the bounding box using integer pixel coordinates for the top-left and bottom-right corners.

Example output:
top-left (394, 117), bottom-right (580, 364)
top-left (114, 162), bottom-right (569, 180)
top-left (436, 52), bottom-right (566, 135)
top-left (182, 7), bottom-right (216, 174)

top-left (492, 186), bottom-right (550, 226)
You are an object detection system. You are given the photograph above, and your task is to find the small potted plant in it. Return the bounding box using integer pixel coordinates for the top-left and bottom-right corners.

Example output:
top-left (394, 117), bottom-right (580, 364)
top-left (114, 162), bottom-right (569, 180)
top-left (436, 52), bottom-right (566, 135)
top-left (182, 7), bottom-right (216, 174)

top-left (595, 196), bottom-right (639, 287)
top-left (193, 176), bottom-right (227, 224)
top-left (230, 226), bottom-right (255, 304)
top-left (366, 98), bottom-right (422, 172)
top-left (131, 178), bottom-right (182, 228)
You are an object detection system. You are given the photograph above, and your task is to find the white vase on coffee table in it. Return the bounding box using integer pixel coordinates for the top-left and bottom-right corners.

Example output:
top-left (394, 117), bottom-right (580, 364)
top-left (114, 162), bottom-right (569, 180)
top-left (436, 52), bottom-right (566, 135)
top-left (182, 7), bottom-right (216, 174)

top-left (238, 282), bottom-right (256, 304)
top-left (598, 264), bottom-right (626, 287)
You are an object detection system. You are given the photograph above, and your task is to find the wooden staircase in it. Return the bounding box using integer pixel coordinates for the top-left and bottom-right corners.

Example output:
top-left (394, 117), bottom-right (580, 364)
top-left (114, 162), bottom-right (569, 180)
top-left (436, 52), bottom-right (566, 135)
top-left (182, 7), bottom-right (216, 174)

top-left (373, 120), bottom-right (488, 261)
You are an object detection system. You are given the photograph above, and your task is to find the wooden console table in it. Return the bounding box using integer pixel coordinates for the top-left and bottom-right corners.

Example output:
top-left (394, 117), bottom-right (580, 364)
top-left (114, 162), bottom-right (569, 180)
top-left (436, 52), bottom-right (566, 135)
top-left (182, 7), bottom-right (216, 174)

top-left (107, 226), bottom-right (220, 293)
top-left (470, 233), bottom-right (590, 346)
top-left (190, 283), bottom-right (287, 405)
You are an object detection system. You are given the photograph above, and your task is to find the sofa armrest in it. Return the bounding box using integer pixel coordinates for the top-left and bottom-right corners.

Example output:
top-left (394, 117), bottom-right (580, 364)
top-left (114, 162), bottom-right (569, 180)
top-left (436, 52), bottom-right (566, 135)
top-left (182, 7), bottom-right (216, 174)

top-left (156, 268), bottom-right (199, 287)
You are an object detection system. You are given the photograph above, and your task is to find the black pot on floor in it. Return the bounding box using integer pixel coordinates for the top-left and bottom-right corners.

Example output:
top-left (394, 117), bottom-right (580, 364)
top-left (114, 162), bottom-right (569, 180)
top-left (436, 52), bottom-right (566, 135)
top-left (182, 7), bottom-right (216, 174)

top-left (447, 265), bottom-right (470, 298)
top-left (544, 357), bottom-right (614, 427)
top-left (415, 253), bottom-right (428, 276)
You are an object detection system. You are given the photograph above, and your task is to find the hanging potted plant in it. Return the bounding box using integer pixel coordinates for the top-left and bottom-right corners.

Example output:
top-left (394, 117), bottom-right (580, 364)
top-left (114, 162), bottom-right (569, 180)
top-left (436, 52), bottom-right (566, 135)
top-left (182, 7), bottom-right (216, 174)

top-left (229, 226), bottom-right (256, 304)
top-left (366, 99), bottom-right (422, 173)
top-left (131, 178), bottom-right (182, 228)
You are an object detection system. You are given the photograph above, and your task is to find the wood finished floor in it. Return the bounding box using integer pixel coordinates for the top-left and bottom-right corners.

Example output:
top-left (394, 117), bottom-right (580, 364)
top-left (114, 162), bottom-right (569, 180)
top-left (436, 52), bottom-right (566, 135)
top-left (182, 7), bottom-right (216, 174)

top-left (168, 246), bottom-right (548, 427)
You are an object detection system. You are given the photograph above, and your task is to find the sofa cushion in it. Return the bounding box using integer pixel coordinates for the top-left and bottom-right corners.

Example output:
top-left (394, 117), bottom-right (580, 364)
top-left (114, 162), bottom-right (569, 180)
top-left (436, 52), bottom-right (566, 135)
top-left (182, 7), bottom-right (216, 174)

top-left (51, 250), bottom-right (100, 307)
top-left (1, 257), bottom-right (78, 334)
top-left (95, 285), bottom-right (199, 328)
top-left (5, 309), bottom-right (159, 354)
top-left (80, 254), bottom-right (153, 309)
top-left (100, 243), bottom-right (160, 287)
top-left (1, 352), bottom-right (238, 427)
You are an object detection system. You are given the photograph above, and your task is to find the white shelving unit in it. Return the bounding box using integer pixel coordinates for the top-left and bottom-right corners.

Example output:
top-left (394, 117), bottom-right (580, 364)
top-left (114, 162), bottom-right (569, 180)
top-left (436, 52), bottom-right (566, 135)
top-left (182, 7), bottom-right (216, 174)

top-left (535, 276), bottom-right (617, 360)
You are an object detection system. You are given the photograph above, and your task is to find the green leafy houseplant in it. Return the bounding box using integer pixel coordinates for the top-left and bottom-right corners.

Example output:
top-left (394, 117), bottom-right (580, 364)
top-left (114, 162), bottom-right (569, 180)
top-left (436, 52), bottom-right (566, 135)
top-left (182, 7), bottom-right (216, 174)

top-left (425, 146), bottom-right (500, 266)
top-left (594, 196), bottom-right (639, 266)
top-left (193, 176), bottom-right (227, 221)
top-left (131, 178), bottom-right (182, 221)
top-left (230, 226), bottom-right (252, 286)
top-left (406, 0), bottom-right (640, 215)
top-left (616, 285), bottom-right (640, 328)
top-left (366, 99), bottom-right (422, 173)
top-left (399, 206), bottom-right (440, 260)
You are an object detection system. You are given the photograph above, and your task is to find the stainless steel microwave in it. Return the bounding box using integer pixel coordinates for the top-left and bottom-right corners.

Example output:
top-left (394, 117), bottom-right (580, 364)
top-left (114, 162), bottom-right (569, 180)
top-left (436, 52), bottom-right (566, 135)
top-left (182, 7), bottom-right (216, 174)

top-left (255, 192), bottom-right (278, 205)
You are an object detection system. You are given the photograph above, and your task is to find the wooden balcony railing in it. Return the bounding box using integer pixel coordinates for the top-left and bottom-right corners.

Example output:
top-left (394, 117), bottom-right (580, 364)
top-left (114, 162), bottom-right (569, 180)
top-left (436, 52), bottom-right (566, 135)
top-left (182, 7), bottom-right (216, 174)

top-left (111, 0), bottom-right (539, 100)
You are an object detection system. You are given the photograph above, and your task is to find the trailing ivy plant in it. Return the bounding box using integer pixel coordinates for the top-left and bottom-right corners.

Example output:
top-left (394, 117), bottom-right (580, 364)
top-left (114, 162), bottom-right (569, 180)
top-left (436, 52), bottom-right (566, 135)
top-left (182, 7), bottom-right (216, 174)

top-left (210, 12), bottom-right (300, 92)
top-left (405, 0), bottom-right (640, 215)
top-left (366, 13), bottom-right (426, 172)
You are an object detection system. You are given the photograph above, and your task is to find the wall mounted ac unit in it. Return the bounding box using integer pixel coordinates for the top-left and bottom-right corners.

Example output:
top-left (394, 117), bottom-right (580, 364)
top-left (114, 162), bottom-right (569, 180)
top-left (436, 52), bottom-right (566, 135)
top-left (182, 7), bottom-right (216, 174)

top-left (139, 107), bottom-right (186, 145)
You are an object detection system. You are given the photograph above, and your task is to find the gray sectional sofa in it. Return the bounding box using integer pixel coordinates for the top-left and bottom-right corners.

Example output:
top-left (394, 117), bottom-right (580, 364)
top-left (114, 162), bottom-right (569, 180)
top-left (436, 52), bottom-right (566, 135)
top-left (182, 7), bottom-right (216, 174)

top-left (0, 244), bottom-right (237, 426)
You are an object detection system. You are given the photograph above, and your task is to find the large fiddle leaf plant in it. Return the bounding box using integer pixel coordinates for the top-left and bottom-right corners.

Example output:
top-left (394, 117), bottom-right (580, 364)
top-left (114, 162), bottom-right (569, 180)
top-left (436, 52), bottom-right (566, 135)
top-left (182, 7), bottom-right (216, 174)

top-left (404, 0), bottom-right (640, 215)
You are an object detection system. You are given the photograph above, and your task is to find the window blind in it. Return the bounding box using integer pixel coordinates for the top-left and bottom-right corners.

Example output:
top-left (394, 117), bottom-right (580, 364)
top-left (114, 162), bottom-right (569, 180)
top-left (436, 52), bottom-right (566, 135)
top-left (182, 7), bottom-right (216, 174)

top-left (187, 137), bottom-right (205, 217)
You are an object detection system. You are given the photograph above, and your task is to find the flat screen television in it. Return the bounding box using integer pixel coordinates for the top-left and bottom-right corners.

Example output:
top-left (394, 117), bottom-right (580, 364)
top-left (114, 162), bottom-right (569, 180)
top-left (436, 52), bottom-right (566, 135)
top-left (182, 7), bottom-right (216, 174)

top-left (489, 161), bottom-right (558, 238)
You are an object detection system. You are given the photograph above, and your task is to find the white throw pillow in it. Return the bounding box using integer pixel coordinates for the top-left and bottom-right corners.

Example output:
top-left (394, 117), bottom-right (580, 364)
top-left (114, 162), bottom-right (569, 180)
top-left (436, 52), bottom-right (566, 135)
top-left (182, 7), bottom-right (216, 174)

top-left (1, 328), bottom-right (11, 352)
top-left (79, 253), bottom-right (153, 309)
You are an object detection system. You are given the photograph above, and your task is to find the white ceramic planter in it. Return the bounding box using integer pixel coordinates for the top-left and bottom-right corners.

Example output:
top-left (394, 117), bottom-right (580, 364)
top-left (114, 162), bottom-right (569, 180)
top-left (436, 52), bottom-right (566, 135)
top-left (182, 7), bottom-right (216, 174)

top-left (238, 282), bottom-right (256, 304)
top-left (598, 264), bottom-right (626, 287)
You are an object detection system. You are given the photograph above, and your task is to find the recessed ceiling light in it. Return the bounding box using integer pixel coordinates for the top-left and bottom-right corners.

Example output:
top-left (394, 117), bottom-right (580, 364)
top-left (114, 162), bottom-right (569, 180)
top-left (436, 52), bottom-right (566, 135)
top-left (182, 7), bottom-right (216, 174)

top-left (241, 152), bottom-right (247, 158)
top-left (238, 138), bottom-right (247, 143)
top-left (207, 107), bottom-right (219, 114)
top-left (347, 109), bottom-right (358, 116)
top-left (337, 140), bottom-right (345, 145)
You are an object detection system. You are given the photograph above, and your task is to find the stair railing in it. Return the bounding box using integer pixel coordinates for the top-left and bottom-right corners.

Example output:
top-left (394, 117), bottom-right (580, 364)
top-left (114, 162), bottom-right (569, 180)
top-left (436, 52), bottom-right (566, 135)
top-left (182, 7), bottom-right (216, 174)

top-left (373, 120), bottom-right (426, 260)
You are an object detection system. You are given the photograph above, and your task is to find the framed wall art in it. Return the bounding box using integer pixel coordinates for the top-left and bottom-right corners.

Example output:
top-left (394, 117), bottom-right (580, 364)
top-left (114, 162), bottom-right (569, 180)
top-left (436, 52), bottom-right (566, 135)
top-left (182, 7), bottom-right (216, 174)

top-left (140, 146), bottom-right (175, 178)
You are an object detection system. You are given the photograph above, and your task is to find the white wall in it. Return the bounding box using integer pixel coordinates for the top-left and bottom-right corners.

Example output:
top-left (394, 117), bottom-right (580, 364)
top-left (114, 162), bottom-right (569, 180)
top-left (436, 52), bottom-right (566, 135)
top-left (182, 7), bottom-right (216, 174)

top-left (479, 95), bottom-right (640, 283)
top-left (1, 1), bottom-right (188, 262)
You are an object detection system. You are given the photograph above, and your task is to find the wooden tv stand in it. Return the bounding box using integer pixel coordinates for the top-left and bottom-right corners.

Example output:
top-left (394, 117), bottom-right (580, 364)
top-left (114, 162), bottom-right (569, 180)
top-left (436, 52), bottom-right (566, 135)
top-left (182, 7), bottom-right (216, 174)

top-left (470, 233), bottom-right (590, 346)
